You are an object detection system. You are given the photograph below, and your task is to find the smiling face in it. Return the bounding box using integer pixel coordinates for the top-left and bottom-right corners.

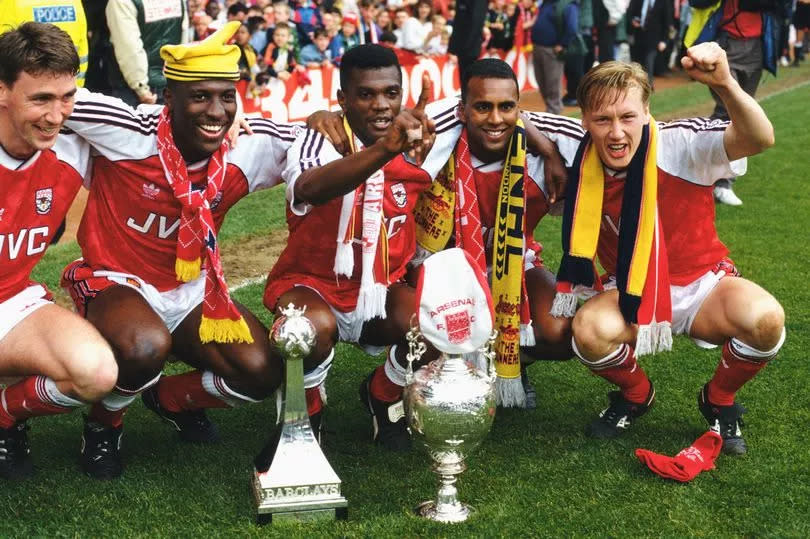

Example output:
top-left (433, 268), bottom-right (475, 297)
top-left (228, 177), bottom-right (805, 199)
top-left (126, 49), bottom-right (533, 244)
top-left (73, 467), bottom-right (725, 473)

top-left (338, 65), bottom-right (402, 147)
top-left (459, 76), bottom-right (520, 163)
top-left (581, 85), bottom-right (649, 171)
top-left (0, 70), bottom-right (76, 158)
top-left (165, 79), bottom-right (237, 163)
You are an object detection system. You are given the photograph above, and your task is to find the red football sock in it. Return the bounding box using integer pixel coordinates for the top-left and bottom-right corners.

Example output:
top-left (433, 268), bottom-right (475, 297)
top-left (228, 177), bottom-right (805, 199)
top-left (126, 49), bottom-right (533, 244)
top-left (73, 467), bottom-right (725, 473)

top-left (706, 340), bottom-right (768, 406)
top-left (370, 365), bottom-right (403, 403)
top-left (305, 386), bottom-right (322, 416)
top-left (635, 431), bottom-right (723, 482)
top-left (591, 345), bottom-right (651, 404)
top-left (0, 376), bottom-right (73, 429)
top-left (88, 402), bottom-right (127, 428)
top-left (158, 371), bottom-right (230, 412)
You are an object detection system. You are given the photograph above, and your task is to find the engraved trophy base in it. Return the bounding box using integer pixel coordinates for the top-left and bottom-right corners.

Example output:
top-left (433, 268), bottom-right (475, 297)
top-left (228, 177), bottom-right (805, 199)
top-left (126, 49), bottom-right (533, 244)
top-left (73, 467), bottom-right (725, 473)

top-left (415, 500), bottom-right (473, 523)
top-left (251, 419), bottom-right (348, 524)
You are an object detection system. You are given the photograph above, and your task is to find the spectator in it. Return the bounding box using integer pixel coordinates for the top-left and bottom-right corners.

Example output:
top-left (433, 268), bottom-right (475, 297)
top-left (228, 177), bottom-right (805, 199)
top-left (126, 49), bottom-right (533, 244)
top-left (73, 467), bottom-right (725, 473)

top-left (206, 0), bottom-right (227, 29)
top-left (293, 0), bottom-right (323, 45)
top-left (628, 0), bottom-right (673, 88)
top-left (688, 0), bottom-right (791, 205)
top-left (563, 0), bottom-right (593, 106)
top-left (322, 8), bottom-right (343, 38)
top-left (518, 0), bottom-right (539, 48)
top-left (377, 8), bottom-right (394, 31)
top-left (359, 0), bottom-right (383, 43)
top-left (264, 23), bottom-right (297, 80)
top-left (593, 0), bottom-right (628, 61)
top-left (329, 12), bottom-right (362, 58)
top-left (448, 0), bottom-right (488, 81)
top-left (105, 0), bottom-right (187, 106)
top-left (487, 0), bottom-right (515, 52)
top-left (424, 14), bottom-right (451, 54)
top-left (530, 0), bottom-right (579, 114)
top-left (191, 11), bottom-right (215, 40)
top-left (227, 2), bottom-right (248, 22)
top-left (235, 22), bottom-right (261, 81)
top-left (393, 7), bottom-right (410, 44)
top-left (268, 1), bottom-right (301, 58)
top-left (299, 27), bottom-right (335, 66)
top-left (400, 0), bottom-right (434, 52)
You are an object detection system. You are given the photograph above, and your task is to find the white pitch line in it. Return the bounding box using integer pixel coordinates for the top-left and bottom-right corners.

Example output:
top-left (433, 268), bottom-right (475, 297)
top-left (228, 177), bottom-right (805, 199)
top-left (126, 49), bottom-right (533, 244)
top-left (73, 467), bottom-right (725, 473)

top-left (229, 275), bottom-right (265, 292)
top-left (759, 79), bottom-right (810, 102)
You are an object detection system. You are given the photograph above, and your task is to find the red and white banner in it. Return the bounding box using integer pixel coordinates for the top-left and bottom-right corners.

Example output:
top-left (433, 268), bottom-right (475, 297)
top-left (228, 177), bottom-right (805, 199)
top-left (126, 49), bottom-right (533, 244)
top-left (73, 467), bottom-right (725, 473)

top-left (241, 48), bottom-right (539, 122)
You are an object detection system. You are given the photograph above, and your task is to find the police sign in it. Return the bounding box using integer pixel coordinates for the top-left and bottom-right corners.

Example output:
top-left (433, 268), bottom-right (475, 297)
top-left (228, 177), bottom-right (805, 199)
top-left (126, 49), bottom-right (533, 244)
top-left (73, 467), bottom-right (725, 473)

top-left (32, 6), bottom-right (77, 23)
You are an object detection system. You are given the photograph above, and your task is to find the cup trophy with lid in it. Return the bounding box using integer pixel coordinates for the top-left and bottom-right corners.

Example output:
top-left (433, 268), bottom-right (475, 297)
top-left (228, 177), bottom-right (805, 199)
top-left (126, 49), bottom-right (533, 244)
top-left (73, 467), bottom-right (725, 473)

top-left (402, 248), bottom-right (497, 523)
top-left (251, 304), bottom-right (348, 523)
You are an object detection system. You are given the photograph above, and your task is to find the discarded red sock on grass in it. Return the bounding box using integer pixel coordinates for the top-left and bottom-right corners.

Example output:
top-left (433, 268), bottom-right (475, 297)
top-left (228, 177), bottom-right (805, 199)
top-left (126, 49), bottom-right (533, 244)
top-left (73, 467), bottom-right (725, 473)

top-left (635, 431), bottom-right (723, 482)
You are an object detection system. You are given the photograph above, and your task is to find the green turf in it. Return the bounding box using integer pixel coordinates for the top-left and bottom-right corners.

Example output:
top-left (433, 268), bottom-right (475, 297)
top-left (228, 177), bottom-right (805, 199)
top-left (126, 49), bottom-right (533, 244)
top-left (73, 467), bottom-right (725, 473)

top-left (6, 82), bottom-right (810, 537)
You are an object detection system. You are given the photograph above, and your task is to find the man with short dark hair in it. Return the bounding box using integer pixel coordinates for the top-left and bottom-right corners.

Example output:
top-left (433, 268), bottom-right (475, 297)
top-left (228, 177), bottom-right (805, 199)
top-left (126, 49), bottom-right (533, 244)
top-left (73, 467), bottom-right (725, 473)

top-left (59, 21), bottom-right (302, 479)
top-left (263, 43), bottom-right (438, 451)
top-left (403, 58), bottom-right (577, 408)
top-left (0, 22), bottom-right (117, 480)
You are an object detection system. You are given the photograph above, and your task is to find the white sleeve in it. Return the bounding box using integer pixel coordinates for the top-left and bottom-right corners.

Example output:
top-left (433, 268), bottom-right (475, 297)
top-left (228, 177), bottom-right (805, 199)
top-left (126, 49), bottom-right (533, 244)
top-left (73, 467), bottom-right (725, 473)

top-left (657, 119), bottom-right (747, 186)
top-left (106, 0), bottom-right (149, 92)
top-left (66, 88), bottom-right (162, 160)
top-left (283, 129), bottom-right (343, 216)
top-left (524, 111), bottom-right (584, 167)
top-left (417, 96), bottom-right (462, 179)
top-left (52, 133), bottom-right (92, 184)
top-left (228, 119), bottom-right (302, 193)
top-left (525, 153), bottom-right (548, 198)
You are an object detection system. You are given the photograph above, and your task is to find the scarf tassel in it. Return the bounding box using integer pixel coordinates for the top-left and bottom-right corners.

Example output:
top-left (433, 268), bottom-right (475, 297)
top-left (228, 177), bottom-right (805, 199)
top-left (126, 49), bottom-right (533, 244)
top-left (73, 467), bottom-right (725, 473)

top-left (550, 288), bottom-right (578, 318)
top-left (520, 322), bottom-right (536, 347)
top-left (334, 241), bottom-right (355, 278)
top-left (199, 315), bottom-right (254, 344)
top-left (356, 283), bottom-right (388, 323)
top-left (495, 375), bottom-right (526, 408)
top-left (635, 322), bottom-right (673, 356)
top-left (175, 257), bottom-right (201, 282)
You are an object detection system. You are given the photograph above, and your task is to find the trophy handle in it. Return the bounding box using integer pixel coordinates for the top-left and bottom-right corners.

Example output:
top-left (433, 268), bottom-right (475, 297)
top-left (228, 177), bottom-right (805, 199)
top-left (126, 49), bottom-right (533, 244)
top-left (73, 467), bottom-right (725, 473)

top-left (481, 329), bottom-right (498, 382)
top-left (405, 314), bottom-right (427, 386)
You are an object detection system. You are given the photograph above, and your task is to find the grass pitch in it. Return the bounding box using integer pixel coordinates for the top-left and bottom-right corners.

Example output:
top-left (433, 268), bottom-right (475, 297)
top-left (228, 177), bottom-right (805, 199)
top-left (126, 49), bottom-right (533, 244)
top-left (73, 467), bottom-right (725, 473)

top-left (6, 75), bottom-right (810, 538)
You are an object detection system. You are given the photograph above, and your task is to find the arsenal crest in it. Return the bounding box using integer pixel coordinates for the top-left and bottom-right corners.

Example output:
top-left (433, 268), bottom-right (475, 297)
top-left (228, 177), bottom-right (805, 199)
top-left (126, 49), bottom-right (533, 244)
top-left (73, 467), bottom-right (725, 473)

top-left (35, 188), bottom-right (53, 215)
top-left (390, 182), bottom-right (407, 208)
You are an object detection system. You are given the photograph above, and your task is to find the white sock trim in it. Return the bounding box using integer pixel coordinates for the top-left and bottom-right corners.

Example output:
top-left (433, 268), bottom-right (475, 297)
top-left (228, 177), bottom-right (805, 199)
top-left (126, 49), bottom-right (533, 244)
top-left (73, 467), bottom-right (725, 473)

top-left (730, 328), bottom-right (786, 361)
top-left (201, 371), bottom-right (260, 407)
top-left (573, 338), bottom-right (629, 370)
top-left (100, 372), bottom-right (163, 411)
top-left (303, 349), bottom-right (335, 389)
top-left (41, 377), bottom-right (84, 408)
top-left (383, 345), bottom-right (408, 388)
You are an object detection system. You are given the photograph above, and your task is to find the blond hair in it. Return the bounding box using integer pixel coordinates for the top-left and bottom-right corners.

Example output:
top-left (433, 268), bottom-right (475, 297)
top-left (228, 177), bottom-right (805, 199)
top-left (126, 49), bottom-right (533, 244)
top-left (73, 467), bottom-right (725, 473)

top-left (577, 61), bottom-right (651, 113)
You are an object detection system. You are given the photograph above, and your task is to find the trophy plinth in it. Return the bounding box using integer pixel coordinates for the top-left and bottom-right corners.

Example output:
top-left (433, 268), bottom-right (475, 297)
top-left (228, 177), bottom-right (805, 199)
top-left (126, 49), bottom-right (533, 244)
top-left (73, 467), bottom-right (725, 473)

top-left (251, 304), bottom-right (348, 524)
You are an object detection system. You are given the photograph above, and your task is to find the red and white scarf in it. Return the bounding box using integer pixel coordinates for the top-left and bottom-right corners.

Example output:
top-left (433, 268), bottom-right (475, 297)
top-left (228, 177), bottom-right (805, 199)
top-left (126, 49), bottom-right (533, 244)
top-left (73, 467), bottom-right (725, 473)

top-left (333, 118), bottom-right (389, 338)
top-left (155, 108), bottom-right (253, 344)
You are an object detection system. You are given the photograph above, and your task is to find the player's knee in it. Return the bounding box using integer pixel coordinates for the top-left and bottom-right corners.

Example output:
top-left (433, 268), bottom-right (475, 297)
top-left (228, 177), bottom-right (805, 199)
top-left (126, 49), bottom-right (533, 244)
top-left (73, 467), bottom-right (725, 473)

top-left (572, 307), bottom-right (613, 351)
top-left (66, 343), bottom-right (118, 401)
top-left (234, 349), bottom-right (282, 399)
top-left (750, 298), bottom-right (785, 350)
top-left (119, 329), bottom-right (171, 379)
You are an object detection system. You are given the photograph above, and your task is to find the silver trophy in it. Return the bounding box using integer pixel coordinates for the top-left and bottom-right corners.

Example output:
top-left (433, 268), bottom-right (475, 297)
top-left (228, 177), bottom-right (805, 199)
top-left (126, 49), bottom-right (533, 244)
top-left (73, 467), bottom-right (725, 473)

top-left (251, 304), bottom-right (348, 524)
top-left (403, 325), bottom-right (497, 523)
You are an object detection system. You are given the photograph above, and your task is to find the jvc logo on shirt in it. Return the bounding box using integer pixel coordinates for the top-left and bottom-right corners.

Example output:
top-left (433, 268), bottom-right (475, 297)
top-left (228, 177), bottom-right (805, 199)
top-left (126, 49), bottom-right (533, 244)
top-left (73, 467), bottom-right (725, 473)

top-left (32, 6), bottom-right (77, 23)
top-left (0, 227), bottom-right (49, 260)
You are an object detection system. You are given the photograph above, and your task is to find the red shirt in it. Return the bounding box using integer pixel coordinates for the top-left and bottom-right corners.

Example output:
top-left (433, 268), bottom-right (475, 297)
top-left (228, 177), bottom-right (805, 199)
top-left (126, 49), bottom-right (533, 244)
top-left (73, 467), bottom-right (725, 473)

top-left (0, 137), bottom-right (88, 302)
top-left (264, 130), bottom-right (433, 312)
top-left (65, 89), bottom-right (297, 291)
top-left (720, 0), bottom-right (762, 39)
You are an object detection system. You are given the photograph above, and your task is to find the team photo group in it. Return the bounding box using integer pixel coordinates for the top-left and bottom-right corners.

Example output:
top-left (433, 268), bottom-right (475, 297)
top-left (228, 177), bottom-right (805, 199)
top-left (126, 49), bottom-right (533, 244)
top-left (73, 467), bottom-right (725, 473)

top-left (0, 8), bottom-right (793, 532)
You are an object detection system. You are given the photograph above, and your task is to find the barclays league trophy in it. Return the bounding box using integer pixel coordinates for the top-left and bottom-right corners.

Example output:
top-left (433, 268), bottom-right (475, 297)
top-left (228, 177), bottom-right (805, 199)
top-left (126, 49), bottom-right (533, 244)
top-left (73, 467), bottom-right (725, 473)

top-left (251, 304), bottom-right (348, 523)
top-left (402, 248), bottom-right (498, 523)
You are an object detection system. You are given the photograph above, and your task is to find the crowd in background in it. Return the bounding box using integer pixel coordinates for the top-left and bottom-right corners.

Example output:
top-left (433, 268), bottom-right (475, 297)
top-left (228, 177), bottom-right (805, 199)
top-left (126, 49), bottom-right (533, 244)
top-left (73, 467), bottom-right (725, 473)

top-left (3, 0), bottom-right (806, 112)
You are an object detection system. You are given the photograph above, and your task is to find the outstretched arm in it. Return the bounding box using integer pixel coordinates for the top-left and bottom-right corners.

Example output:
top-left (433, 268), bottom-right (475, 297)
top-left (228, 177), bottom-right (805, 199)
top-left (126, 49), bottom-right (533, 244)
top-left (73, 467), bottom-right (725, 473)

top-left (681, 42), bottom-right (775, 161)
top-left (294, 76), bottom-right (435, 205)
